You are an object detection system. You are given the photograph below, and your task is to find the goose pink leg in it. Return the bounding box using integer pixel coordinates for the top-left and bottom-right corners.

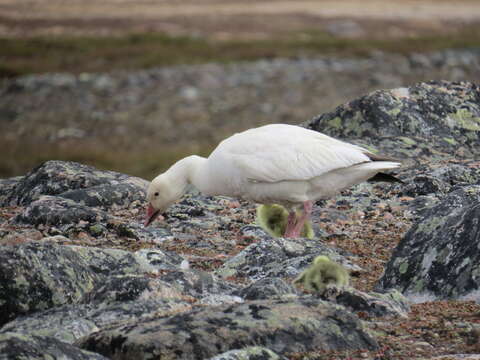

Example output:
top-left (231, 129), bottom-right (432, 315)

top-left (284, 211), bottom-right (298, 238)
top-left (283, 201), bottom-right (313, 238)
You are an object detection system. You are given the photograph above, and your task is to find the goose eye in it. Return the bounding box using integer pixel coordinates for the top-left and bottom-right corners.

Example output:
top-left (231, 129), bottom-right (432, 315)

top-left (154, 192), bottom-right (159, 197)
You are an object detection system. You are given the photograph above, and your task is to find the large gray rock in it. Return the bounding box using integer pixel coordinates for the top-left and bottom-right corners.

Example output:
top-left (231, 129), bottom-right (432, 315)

top-left (307, 80), bottom-right (480, 140)
top-left (0, 176), bottom-right (23, 207)
top-left (158, 269), bottom-right (239, 300)
top-left (0, 298), bottom-right (192, 344)
top-left (377, 186), bottom-right (480, 301)
top-left (3, 160), bottom-right (176, 242)
top-left (12, 195), bottom-right (170, 242)
top-left (78, 298), bottom-right (378, 359)
top-left (304, 80), bottom-right (480, 161)
top-left (216, 235), bottom-right (360, 281)
top-left (235, 278), bottom-right (298, 300)
top-left (321, 287), bottom-right (410, 318)
top-left (400, 162), bottom-right (480, 199)
top-left (0, 243), bottom-right (183, 325)
top-left (14, 195), bottom-right (110, 227)
top-left (0, 332), bottom-right (108, 360)
top-left (80, 274), bottom-right (184, 305)
top-left (5, 160), bottom-right (148, 207)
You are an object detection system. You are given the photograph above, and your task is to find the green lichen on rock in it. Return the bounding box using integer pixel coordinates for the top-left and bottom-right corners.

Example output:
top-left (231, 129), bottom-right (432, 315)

top-left (415, 215), bottom-right (447, 235)
top-left (398, 262), bottom-right (409, 275)
top-left (88, 224), bottom-right (106, 236)
top-left (327, 116), bottom-right (342, 130)
top-left (448, 108), bottom-right (480, 131)
top-left (442, 137), bottom-right (457, 145)
top-left (399, 137), bottom-right (416, 146)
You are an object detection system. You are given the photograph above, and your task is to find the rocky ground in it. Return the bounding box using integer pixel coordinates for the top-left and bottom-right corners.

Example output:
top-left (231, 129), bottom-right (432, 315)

top-left (2, 81), bottom-right (480, 359)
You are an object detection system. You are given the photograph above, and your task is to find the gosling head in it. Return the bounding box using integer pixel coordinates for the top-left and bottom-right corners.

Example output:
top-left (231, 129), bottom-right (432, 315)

top-left (144, 174), bottom-right (183, 226)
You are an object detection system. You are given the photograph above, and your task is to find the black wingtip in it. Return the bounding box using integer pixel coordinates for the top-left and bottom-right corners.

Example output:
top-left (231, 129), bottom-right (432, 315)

top-left (368, 172), bottom-right (404, 184)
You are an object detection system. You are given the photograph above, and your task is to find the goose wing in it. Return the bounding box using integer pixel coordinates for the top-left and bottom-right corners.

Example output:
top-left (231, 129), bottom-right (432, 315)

top-left (220, 124), bottom-right (372, 183)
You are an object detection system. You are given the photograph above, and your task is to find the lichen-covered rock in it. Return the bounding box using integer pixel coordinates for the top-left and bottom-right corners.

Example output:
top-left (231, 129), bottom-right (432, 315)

top-left (78, 298), bottom-right (378, 359)
top-left (0, 243), bottom-right (184, 325)
top-left (198, 294), bottom-right (244, 306)
top-left (235, 278), bottom-right (298, 300)
top-left (307, 80), bottom-right (480, 140)
top-left (159, 269), bottom-right (240, 300)
top-left (59, 181), bottom-right (147, 210)
top-left (5, 160), bottom-right (148, 207)
top-left (400, 162), bottom-right (480, 199)
top-left (208, 346), bottom-right (285, 360)
top-left (0, 298), bottom-right (193, 344)
top-left (81, 275), bottom-right (184, 305)
top-left (14, 195), bottom-right (173, 241)
top-left (216, 236), bottom-right (360, 281)
top-left (321, 288), bottom-right (410, 318)
top-left (2, 160), bottom-right (178, 242)
top-left (0, 176), bottom-right (23, 207)
top-left (14, 196), bottom-right (110, 227)
top-left (377, 185), bottom-right (480, 301)
top-left (111, 222), bottom-right (174, 243)
top-left (304, 80), bottom-right (480, 160)
top-left (0, 332), bottom-right (108, 360)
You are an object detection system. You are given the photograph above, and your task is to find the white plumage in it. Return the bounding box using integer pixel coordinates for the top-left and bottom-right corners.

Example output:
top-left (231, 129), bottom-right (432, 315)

top-left (145, 124), bottom-right (401, 237)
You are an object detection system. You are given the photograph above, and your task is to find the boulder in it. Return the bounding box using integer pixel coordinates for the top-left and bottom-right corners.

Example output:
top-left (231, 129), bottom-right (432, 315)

top-left (0, 176), bottom-right (23, 207)
top-left (0, 332), bottom-right (108, 360)
top-left (14, 196), bottom-right (110, 227)
top-left (377, 186), bottom-right (480, 301)
top-left (321, 287), bottom-right (410, 318)
top-left (158, 269), bottom-right (239, 300)
top-left (0, 299), bottom-right (192, 344)
top-left (5, 160), bottom-right (148, 207)
top-left (78, 298), bottom-right (378, 359)
top-left (0, 243), bottom-right (184, 325)
top-left (80, 274), bottom-right (184, 305)
top-left (216, 235), bottom-right (360, 281)
top-left (304, 80), bottom-right (480, 161)
top-left (3, 160), bottom-right (177, 242)
top-left (235, 278), bottom-right (298, 300)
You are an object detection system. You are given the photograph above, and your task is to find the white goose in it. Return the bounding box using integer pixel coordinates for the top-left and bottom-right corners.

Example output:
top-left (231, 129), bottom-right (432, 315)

top-left (145, 124), bottom-right (401, 237)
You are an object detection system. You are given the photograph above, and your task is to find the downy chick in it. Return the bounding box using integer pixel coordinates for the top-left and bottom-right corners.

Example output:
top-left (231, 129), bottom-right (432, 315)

top-left (294, 255), bottom-right (349, 294)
